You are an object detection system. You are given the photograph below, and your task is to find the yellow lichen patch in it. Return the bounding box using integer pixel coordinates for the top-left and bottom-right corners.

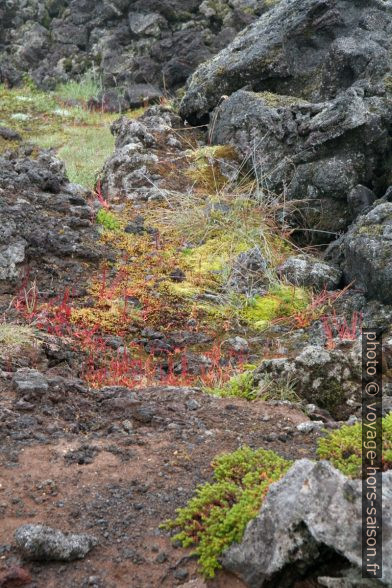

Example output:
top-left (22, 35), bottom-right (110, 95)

top-left (71, 305), bottom-right (141, 334)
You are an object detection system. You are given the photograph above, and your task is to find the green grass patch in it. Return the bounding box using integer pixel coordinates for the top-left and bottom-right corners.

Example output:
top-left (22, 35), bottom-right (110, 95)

top-left (162, 446), bottom-right (292, 578)
top-left (55, 71), bottom-right (102, 103)
top-left (0, 81), bottom-right (146, 188)
top-left (0, 323), bottom-right (38, 349)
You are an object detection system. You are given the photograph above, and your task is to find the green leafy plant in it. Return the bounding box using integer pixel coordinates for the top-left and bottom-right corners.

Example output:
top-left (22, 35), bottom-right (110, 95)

top-left (162, 447), bottom-right (292, 578)
top-left (317, 413), bottom-right (392, 478)
top-left (97, 208), bottom-right (121, 231)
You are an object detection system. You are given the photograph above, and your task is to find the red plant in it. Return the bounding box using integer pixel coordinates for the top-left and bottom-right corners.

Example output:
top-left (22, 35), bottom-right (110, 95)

top-left (322, 310), bottom-right (362, 350)
top-left (95, 179), bottom-right (110, 209)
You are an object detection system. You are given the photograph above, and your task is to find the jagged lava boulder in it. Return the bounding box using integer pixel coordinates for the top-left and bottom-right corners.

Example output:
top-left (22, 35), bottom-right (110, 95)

top-left (180, 0), bottom-right (392, 240)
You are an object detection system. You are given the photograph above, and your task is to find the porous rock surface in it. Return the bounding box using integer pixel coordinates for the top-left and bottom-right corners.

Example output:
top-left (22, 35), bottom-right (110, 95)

top-left (0, 146), bottom-right (104, 294)
top-left (14, 524), bottom-right (98, 561)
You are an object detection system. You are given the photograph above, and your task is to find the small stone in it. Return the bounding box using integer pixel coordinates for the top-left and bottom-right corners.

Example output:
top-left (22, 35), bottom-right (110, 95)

top-left (174, 568), bottom-right (189, 581)
top-left (222, 336), bottom-right (249, 354)
top-left (14, 524), bottom-right (97, 561)
top-left (185, 399), bottom-right (200, 411)
top-left (155, 552), bottom-right (168, 563)
top-left (122, 420), bottom-right (133, 433)
top-left (13, 369), bottom-right (48, 397)
top-left (296, 421), bottom-right (324, 433)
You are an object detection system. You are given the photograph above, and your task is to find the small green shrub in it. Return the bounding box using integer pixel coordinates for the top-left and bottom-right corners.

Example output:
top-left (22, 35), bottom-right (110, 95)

top-left (317, 413), bottom-right (392, 478)
top-left (206, 370), bottom-right (257, 400)
top-left (97, 208), bottom-right (121, 231)
top-left (162, 447), bottom-right (292, 578)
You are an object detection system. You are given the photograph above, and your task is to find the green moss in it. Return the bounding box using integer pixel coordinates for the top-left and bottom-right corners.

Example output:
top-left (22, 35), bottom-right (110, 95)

top-left (317, 413), bottom-right (392, 478)
top-left (256, 91), bottom-right (308, 108)
top-left (206, 370), bottom-right (257, 400)
top-left (242, 284), bottom-right (309, 330)
top-left (184, 237), bottom-right (249, 277)
top-left (162, 447), bottom-right (292, 578)
top-left (97, 209), bottom-right (121, 231)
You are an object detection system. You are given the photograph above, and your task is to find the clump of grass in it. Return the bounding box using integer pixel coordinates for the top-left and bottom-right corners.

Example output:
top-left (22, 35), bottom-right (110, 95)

top-left (162, 446), bottom-right (292, 578)
top-left (185, 145), bottom-right (238, 192)
top-left (258, 374), bottom-right (300, 403)
top-left (317, 414), bottom-right (392, 478)
top-left (0, 323), bottom-right (37, 349)
top-left (97, 208), bottom-right (121, 231)
top-left (55, 71), bottom-right (102, 104)
top-left (206, 370), bottom-right (257, 400)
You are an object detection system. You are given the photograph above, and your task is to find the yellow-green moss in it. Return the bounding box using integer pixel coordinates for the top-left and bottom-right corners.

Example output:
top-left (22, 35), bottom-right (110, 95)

top-left (185, 145), bottom-right (238, 192)
top-left (242, 285), bottom-right (309, 330)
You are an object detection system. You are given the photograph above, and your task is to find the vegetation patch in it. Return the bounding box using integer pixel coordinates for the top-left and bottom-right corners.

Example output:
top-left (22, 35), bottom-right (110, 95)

top-left (206, 369), bottom-right (257, 400)
top-left (163, 446), bottom-right (292, 578)
top-left (97, 209), bottom-right (121, 231)
top-left (0, 323), bottom-right (38, 350)
top-left (242, 284), bottom-right (309, 330)
top-left (317, 414), bottom-right (392, 478)
top-left (0, 80), bottom-right (146, 188)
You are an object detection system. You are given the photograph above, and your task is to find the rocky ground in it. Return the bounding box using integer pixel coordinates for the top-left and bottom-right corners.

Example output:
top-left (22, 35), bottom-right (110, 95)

top-left (1, 0), bottom-right (392, 587)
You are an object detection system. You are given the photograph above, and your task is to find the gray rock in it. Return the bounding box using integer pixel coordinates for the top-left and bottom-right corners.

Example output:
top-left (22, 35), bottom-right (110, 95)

top-left (278, 255), bottom-right (342, 291)
top-left (180, 0), bottom-right (392, 239)
top-left (296, 420), bottom-right (324, 433)
top-left (205, 87), bottom-right (391, 239)
top-left (0, 0), bottom-right (260, 108)
top-left (13, 369), bottom-right (49, 397)
top-left (14, 524), bottom-right (97, 562)
top-left (226, 246), bottom-right (267, 295)
top-left (254, 343), bottom-right (361, 419)
top-left (0, 240), bottom-right (26, 281)
top-left (128, 12), bottom-right (166, 37)
top-left (221, 336), bottom-right (249, 354)
top-left (222, 460), bottom-right (392, 587)
top-left (180, 0), bottom-right (392, 123)
top-left (340, 202), bottom-right (392, 304)
top-left (347, 185), bottom-right (376, 221)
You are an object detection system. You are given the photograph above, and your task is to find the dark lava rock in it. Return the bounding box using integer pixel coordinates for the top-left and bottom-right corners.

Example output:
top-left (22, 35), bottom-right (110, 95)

top-left (180, 0), bottom-right (392, 240)
top-left (0, 126), bottom-right (22, 141)
top-left (0, 0), bottom-right (267, 107)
